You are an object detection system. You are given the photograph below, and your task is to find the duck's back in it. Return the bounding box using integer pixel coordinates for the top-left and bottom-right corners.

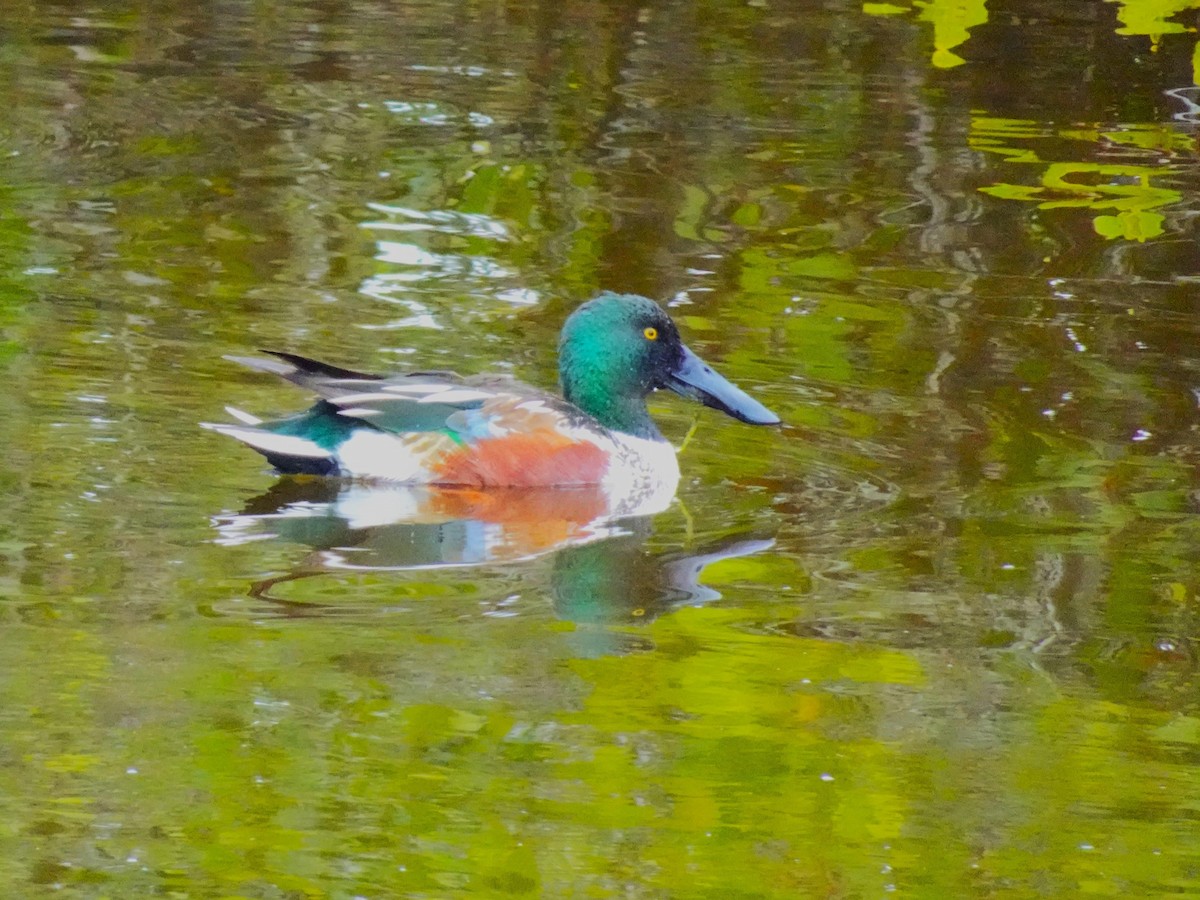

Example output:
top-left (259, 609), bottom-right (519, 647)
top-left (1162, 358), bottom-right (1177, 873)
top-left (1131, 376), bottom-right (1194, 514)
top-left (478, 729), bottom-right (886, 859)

top-left (202, 352), bottom-right (640, 487)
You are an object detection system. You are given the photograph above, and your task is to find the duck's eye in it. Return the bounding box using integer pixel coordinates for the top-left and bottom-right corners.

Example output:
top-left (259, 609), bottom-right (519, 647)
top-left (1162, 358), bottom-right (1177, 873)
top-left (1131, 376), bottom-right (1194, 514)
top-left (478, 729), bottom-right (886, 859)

top-left (643, 326), bottom-right (658, 341)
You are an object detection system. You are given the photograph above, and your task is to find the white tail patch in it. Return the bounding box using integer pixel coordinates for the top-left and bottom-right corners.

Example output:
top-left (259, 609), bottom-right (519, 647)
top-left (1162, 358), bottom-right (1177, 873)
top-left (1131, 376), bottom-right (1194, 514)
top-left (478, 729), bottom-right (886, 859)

top-left (224, 406), bottom-right (263, 425)
top-left (336, 429), bottom-right (431, 482)
top-left (201, 422), bottom-right (332, 459)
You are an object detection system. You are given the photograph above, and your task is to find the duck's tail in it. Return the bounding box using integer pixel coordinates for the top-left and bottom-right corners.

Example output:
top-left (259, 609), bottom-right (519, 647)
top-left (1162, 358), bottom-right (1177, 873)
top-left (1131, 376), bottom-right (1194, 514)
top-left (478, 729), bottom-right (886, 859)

top-left (200, 416), bottom-right (339, 476)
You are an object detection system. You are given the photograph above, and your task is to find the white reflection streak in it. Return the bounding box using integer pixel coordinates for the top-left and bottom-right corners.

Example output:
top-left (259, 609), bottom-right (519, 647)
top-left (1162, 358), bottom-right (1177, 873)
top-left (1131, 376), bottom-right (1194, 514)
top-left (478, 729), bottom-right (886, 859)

top-left (372, 241), bottom-right (513, 280)
top-left (357, 276), bottom-right (440, 330)
top-left (363, 203), bottom-right (512, 240)
top-left (494, 287), bottom-right (539, 306)
top-left (381, 100), bottom-right (494, 127)
top-left (374, 241), bottom-right (440, 266)
top-left (1165, 87), bottom-right (1200, 123)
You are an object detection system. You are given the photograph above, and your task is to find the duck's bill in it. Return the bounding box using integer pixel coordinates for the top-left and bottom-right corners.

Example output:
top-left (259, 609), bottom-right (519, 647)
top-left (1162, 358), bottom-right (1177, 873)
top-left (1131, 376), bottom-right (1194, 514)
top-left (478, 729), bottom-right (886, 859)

top-left (666, 345), bottom-right (780, 425)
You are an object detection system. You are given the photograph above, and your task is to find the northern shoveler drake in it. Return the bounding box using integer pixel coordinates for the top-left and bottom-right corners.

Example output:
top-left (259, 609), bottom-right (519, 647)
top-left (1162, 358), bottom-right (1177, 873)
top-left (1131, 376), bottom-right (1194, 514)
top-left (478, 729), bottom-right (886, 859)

top-left (202, 292), bottom-right (778, 508)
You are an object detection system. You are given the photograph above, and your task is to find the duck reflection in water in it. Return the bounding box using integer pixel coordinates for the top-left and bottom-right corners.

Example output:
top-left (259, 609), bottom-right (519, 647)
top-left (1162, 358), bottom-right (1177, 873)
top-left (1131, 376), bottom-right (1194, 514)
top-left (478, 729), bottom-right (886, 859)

top-left (214, 477), bottom-right (773, 628)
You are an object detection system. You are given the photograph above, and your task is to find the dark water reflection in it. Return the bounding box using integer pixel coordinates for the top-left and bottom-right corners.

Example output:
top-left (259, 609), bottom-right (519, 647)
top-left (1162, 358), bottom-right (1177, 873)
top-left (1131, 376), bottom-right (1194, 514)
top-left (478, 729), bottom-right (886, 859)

top-left (216, 479), bottom-right (773, 633)
top-left (4, 0), bottom-right (1200, 895)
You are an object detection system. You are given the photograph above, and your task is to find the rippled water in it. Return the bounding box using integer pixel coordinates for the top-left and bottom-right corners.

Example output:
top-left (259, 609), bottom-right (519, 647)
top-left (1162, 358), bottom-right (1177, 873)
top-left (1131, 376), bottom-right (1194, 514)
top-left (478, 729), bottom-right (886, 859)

top-left (3, 1), bottom-right (1200, 896)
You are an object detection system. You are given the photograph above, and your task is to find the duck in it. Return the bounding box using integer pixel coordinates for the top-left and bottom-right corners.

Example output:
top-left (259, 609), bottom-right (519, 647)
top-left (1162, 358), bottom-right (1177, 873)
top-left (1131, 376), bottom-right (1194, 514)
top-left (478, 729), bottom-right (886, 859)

top-left (202, 292), bottom-right (779, 504)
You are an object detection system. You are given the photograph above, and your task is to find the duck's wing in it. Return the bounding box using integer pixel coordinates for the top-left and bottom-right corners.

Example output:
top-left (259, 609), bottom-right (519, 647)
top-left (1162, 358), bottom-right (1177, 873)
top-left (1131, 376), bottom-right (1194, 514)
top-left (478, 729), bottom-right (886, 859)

top-left (211, 354), bottom-right (607, 485)
top-left (326, 378), bottom-right (610, 485)
top-left (223, 351), bottom-right (482, 425)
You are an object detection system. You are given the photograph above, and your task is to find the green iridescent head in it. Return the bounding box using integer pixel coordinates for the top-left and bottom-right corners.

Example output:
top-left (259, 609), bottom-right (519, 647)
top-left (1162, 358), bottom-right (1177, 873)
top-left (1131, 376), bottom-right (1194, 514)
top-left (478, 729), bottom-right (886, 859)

top-left (558, 292), bottom-right (779, 439)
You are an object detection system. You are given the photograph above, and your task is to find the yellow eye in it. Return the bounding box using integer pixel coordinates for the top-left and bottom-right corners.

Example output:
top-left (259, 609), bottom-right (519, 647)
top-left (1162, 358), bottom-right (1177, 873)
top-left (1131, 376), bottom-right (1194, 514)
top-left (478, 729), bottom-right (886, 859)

top-left (643, 326), bottom-right (658, 341)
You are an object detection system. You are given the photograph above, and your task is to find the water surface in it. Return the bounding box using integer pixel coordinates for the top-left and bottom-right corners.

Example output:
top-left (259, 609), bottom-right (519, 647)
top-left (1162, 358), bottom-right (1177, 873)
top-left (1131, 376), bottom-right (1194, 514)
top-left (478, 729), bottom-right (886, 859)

top-left (2, 1), bottom-right (1200, 896)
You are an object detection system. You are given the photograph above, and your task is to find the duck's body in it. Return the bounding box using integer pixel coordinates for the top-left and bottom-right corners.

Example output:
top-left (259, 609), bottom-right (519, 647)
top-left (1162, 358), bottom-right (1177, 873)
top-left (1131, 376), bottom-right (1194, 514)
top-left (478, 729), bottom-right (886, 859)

top-left (207, 356), bottom-right (683, 512)
top-left (203, 293), bottom-right (777, 497)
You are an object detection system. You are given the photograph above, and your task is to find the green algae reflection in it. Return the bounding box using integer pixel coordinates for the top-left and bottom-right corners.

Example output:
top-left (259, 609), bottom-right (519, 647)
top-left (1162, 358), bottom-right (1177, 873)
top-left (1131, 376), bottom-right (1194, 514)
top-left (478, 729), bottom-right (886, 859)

top-left (973, 117), bottom-right (1184, 243)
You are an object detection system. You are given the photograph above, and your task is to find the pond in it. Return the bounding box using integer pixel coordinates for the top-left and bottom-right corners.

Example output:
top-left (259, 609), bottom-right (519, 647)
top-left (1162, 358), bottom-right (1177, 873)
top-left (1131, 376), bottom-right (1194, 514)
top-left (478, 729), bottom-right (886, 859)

top-left (2, 0), bottom-right (1200, 896)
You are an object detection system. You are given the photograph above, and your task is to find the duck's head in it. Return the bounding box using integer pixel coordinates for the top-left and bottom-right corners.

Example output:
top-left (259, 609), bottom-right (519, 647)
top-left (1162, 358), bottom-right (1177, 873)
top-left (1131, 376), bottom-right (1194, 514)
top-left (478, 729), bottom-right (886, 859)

top-left (558, 292), bottom-right (779, 439)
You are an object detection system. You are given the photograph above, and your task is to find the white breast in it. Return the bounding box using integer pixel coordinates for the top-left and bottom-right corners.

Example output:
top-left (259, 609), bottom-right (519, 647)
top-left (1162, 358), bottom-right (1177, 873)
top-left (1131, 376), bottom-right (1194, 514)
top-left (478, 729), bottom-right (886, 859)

top-left (597, 431), bottom-right (680, 518)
